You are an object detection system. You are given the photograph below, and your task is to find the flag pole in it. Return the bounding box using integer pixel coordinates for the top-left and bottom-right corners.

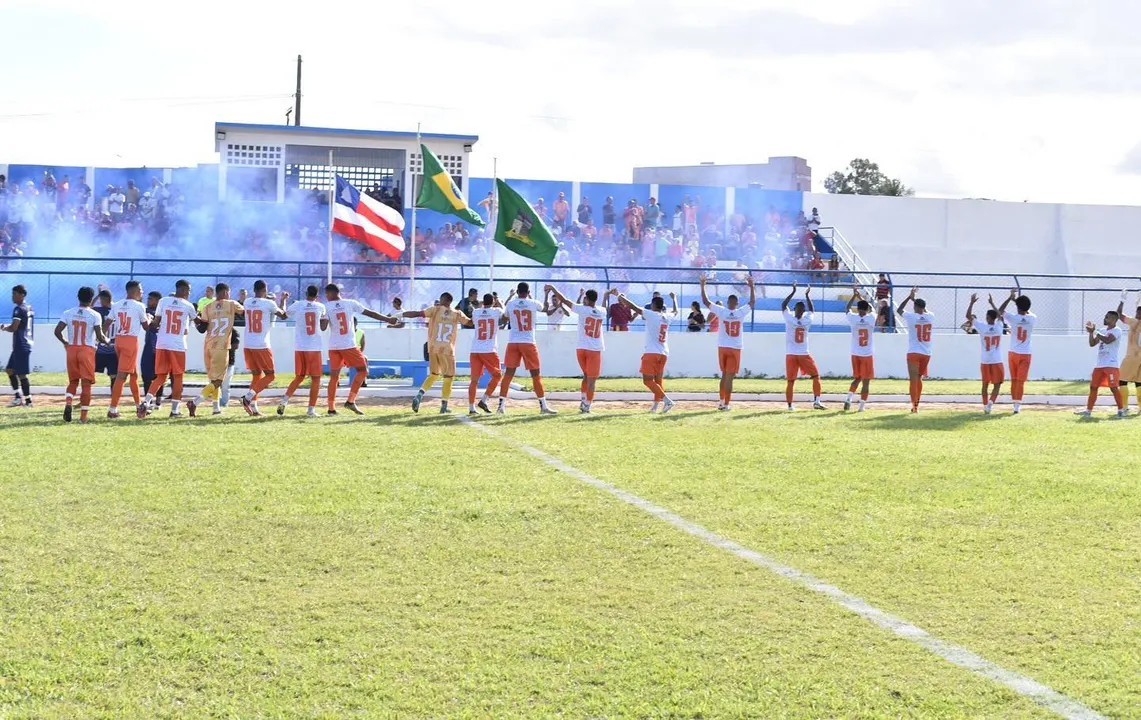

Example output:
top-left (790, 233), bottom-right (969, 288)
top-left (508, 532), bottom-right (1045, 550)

top-left (327, 149), bottom-right (334, 285)
top-left (409, 122), bottom-right (420, 305)
top-left (490, 157), bottom-right (497, 293)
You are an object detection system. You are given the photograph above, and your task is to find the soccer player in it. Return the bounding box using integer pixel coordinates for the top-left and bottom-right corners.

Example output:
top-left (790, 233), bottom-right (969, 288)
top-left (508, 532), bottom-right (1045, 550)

top-left (53, 286), bottom-right (108, 423)
top-left (147, 279), bottom-right (197, 417)
top-left (619, 291), bottom-right (677, 413)
top-left (844, 286), bottom-right (876, 412)
top-left (1075, 311), bottom-right (1127, 418)
top-left (1115, 291), bottom-right (1141, 413)
top-left (140, 290), bottom-right (164, 410)
top-left (780, 282), bottom-right (825, 411)
top-left (966, 293), bottom-right (1004, 414)
top-left (896, 286), bottom-right (934, 413)
top-left (547, 285), bottom-right (617, 413)
top-left (468, 293), bottom-right (504, 415)
top-left (93, 288), bottom-right (118, 389)
top-left (700, 273), bottom-right (756, 410)
top-left (189, 282), bottom-right (244, 417)
top-left (108, 280), bottom-right (151, 419)
top-left (997, 288), bottom-right (1037, 414)
top-left (278, 286), bottom-right (329, 417)
top-left (498, 282), bottom-right (558, 415)
top-left (1, 284), bottom-right (34, 407)
top-left (324, 283), bottom-right (398, 415)
top-left (402, 291), bottom-right (470, 414)
top-left (239, 280), bottom-right (282, 416)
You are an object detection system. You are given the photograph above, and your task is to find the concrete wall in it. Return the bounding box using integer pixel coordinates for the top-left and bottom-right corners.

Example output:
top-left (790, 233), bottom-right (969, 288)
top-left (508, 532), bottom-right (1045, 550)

top-left (3, 324), bottom-right (1105, 382)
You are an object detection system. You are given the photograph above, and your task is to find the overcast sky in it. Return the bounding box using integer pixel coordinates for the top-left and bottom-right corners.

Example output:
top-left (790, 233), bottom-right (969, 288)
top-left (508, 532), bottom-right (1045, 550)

top-left (3, 0), bottom-right (1140, 204)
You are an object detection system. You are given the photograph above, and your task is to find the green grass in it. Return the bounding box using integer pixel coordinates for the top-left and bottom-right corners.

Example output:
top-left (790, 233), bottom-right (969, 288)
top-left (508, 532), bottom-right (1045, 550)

top-left (26, 372), bottom-right (1090, 396)
top-left (0, 406), bottom-right (1134, 716)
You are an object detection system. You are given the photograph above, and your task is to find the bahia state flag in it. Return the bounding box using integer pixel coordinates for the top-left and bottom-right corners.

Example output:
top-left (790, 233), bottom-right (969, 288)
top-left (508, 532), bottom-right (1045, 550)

top-left (415, 143), bottom-right (485, 227)
top-left (332, 175), bottom-right (406, 259)
top-left (493, 178), bottom-right (557, 266)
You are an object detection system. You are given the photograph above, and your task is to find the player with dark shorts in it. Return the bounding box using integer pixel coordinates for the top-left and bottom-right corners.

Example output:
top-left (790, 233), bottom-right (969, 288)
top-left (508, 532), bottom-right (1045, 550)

top-left (140, 290), bottom-right (164, 408)
top-left (2, 284), bottom-right (35, 407)
top-left (93, 288), bottom-right (118, 384)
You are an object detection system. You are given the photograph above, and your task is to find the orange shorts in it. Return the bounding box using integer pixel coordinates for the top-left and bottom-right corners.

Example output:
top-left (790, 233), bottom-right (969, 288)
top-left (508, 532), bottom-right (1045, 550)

top-left (718, 347), bottom-right (742, 375)
top-left (329, 347), bottom-right (366, 372)
top-left (115, 335), bottom-right (139, 373)
top-left (505, 342), bottom-right (541, 371)
top-left (906, 352), bottom-right (931, 378)
top-left (66, 345), bottom-right (95, 383)
top-left (577, 349), bottom-right (601, 378)
top-left (785, 354), bottom-right (819, 378)
top-left (1008, 352), bottom-right (1031, 382)
top-left (244, 348), bottom-right (275, 373)
top-left (640, 352), bottom-right (667, 376)
top-left (851, 355), bottom-right (875, 379)
top-left (1092, 368), bottom-right (1121, 388)
top-left (294, 350), bottom-right (323, 377)
top-left (981, 362), bottom-right (1005, 384)
top-left (470, 352), bottom-right (502, 380)
top-left (155, 349), bottom-right (186, 375)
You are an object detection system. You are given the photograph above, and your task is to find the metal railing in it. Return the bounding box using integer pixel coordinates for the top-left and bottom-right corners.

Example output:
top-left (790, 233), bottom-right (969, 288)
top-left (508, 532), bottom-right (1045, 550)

top-left (1, 256), bottom-right (1138, 334)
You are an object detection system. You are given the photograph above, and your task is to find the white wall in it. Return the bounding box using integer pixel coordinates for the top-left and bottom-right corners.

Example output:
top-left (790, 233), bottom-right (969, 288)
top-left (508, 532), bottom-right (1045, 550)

top-left (3, 324), bottom-right (1108, 382)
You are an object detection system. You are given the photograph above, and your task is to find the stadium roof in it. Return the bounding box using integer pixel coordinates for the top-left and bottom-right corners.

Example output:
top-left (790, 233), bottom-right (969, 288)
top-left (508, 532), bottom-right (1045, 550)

top-left (214, 122), bottom-right (479, 143)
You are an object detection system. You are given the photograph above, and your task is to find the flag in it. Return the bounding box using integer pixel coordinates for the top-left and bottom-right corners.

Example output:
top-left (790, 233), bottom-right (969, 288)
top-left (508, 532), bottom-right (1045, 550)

top-left (416, 144), bottom-right (485, 227)
top-left (493, 179), bottom-right (558, 266)
top-left (331, 175), bottom-right (406, 259)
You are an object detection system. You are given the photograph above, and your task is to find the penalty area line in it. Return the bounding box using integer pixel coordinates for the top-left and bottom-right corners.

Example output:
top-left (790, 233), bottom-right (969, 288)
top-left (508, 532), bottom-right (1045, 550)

top-left (457, 416), bottom-right (1106, 720)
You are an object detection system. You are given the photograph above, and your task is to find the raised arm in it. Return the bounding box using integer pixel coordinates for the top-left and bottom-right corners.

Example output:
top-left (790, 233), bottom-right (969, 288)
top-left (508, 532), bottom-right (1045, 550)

top-left (362, 308), bottom-right (398, 324)
top-left (804, 284), bottom-right (814, 314)
top-left (745, 273), bottom-right (756, 309)
top-left (845, 286), bottom-right (859, 313)
top-left (897, 286), bottom-right (917, 316)
top-left (545, 284), bottom-right (572, 310)
top-left (668, 291), bottom-right (678, 315)
top-left (997, 288), bottom-right (1017, 315)
top-left (699, 274), bottom-right (712, 309)
top-left (1118, 290), bottom-right (1127, 319)
top-left (966, 293), bottom-right (979, 322)
top-left (781, 281), bottom-right (798, 312)
top-left (399, 309), bottom-right (426, 319)
top-left (273, 292), bottom-right (291, 319)
top-left (617, 294), bottom-right (644, 319)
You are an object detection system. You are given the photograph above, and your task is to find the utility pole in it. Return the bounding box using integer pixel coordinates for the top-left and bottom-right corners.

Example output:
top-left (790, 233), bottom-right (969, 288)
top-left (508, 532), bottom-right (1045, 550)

top-left (294, 55), bottom-right (302, 126)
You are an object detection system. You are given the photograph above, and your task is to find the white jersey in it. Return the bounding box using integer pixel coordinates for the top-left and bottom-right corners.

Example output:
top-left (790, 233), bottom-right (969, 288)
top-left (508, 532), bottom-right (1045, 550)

top-left (326, 299), bottom-right (366, 350)
top-left (470, 307), bottom-right (503, 354)
top-left (60, 306), bottom-right (102, 347)
top-left (1004, 311), bottom-right (1037, 354)
top-left (154, 296), bottom-right (198, 351)
top-left (1096, 326), bottom-right (1123, 369)
top-left (706, 304), bottom-right (749, 349)
top-left (902, 311), bottom-right (935, 355)
top-left (111, 298), bottom-right (149, 339)
top-left (973, 319), bottom-right (1004, 364)
top-left (505, 298), bottom-right (544, 345)
top-left (286, 300), bottom-right (327, 352)
top-left (642, 309), bottom-right (675, 355)
top-left (782, 308), bottom-right (813, 356)
top-left (572, 303), bottom-right (606, 352)
top-left (242, 297), bottom-right (278, 350)
top-left (846, 312), bottom-right (876, 357)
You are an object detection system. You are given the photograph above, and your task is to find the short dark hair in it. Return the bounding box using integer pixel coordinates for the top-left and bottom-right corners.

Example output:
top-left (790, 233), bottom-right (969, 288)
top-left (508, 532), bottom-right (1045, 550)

top-left (517, 282), bottom-right (530, 295)
top-left (794, 301), bottom-right (806, 312)
top-left (856, 300), bottom-right (870, 312)
top-left (728, 294), bottom-right (738, 303)
top-left (175, 279), bottom-right (190, 292)
top-left (148, 291), bottom-right (163, 300)
top-left (650, 296), bottom-right (665, 311)
top-left (1015, 295), bottom-right (1031, 312)
top-left (12, 284), bottom-right (26, 296)
top-left (986, 309), bottom-right (998, 322)
top-left (305, 285), bottom-right (319, 299)
top-left (98, 289), bottom-right (112, 300)
top-left (77, 286), bottom-right (95, 304)
top-left (125, 280), bottom-right (140, 293)
top-left (914, 298), bottom-right (927, 310)
top-left (440, 292), bottom-right (453, 304)
top-left (215, 282), bottom-right (230, 293)
top-left (1108, 310), bottom-right (1121, 320)
top-left (585, 289), bottom-right (598, 303)
top-left (468, 288), bottom-right (478, 296)
top-left (253, 280), bottom-right (267, 292)
top-left (325, 283), bottom-right (339, 294)
top-left (483, 293), bottom-right (495, 306)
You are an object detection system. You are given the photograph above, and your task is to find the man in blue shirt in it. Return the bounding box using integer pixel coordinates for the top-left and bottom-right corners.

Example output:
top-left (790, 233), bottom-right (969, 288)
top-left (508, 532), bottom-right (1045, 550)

top-left (2, 284), bottom-right (35, 407)
top-left (93, 288), bottom-right (118, 386)
top-left (140, 290), bottom-right (164, 408)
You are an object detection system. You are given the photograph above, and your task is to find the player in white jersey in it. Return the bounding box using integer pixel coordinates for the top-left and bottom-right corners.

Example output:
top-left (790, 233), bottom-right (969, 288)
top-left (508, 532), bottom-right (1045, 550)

top-left (1114, 291), bottom-right (1141, 413)
top-left (468, 293), bottom-right (504, 415)
top-left (699, 273), bottom-right (756, 410)
top-left (324, 283), bottom-right (399, 415)
top-left (278, 285), bottom-right (329, 417)
top-left (53, 286), bottom-right (108, 423)
top-left (966, 293), bottom-right (1005, 414)
top-left (145, 279), bottom-right (198, 417)
top-left (995, 288), bottom-right (1037, 413)
top-left (781, 282), bottom-right (824, 411)
top-left (498, 282), bottom-right (558, 415)
top-left (844, 286), bottom-right (876, 412)
top-left (238, 280), bottom-right (287, 416)
top-left (547, 285), bottom-right (616, 413)
top-left (896, 286), bottom-right (935, 414)
top-left (619, 292), bottom-right (677, 413)
top-left (1076, 309), bottom-right (1127, 418)
top-left (108, 280), bottom-right (152, 419)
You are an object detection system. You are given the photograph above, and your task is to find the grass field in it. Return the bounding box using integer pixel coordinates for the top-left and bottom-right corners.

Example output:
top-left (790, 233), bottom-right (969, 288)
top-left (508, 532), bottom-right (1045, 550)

top-left (0, 404), bottom-right (1136, 717)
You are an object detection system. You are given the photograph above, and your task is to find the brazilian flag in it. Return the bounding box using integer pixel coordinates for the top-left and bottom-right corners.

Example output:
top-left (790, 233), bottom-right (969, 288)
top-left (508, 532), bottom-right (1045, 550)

top-left (416, 143), bottom-right (485, 227)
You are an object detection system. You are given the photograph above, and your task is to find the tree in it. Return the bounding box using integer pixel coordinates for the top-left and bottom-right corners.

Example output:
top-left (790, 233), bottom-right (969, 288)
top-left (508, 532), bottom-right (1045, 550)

top-left (824, 158), bottom-right (914, 197)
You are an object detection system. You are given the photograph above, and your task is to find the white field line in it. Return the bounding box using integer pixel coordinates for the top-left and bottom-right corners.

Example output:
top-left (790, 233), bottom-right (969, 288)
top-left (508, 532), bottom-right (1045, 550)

top-left (459, 417), bottom-right (1107, 720)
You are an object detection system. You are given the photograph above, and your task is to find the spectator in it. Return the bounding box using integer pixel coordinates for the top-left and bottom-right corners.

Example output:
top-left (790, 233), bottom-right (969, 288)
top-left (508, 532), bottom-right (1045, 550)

top-left (687, 301), bottom-right (705, 332)
top-left (708, 300), bottom-right (723, 332)
top-left (809, 251), bottom-right (826, 281)
top-left (577, 196), bottom-right (592, 226)
top-left (608, 294), bottom-right (633, 331)
top-left (552, 192), bottom-right (569, 231)
top-left (875, 273), bottom-right (892, 301)
top-left (672, 204), bottom-right (683, 233)
top-left (808, 206), bottom-right (821, 231)
top-left (683, 196), bottom-right (698, 234)
top-left (532, 197), bottom-right (548, 222)
top-left (644, 196), bottom-right (662, 231)
top-left (197, 285), bottom-right (215, 312)
top-left (602, 196), bottom-right (616, 230)
top-left (458, 288), bottom-right (478, 319)
top-left (554, 243), bottom-right (570, 265)
top-left (643, 291), bottom-right (662, 310)
top-left (56, 175), bottom-right (70, 216)
top-left (76, 175), bottom-right (91, 209)
top-left (623, 199), bottom-right (642, 241)
top-left (876, 298), bottom-right (894, 333)
top-left (125, 180), bottom-right (141, 209)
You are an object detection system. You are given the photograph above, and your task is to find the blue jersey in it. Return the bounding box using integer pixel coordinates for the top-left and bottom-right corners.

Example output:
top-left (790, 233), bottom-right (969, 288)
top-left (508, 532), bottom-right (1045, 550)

top-left (94, 304), bottom-right (116, 355)
top-left (143, 308), bottom-right (159, 354)
top-left (11, 303), bottom-right (33, 349)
